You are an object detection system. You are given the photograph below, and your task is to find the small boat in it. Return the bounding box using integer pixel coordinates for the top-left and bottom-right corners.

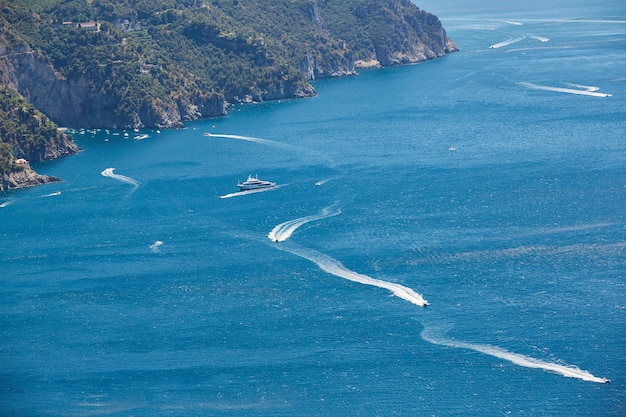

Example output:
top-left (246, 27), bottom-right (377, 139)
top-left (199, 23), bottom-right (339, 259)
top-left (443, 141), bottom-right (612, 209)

top-left (237, 175), bottom-right (276, 191)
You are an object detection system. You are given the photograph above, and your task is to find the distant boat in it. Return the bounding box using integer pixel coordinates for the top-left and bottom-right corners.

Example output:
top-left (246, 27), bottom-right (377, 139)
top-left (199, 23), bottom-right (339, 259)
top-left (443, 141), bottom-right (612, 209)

top-left (237, 175), bottom-right (276, 191)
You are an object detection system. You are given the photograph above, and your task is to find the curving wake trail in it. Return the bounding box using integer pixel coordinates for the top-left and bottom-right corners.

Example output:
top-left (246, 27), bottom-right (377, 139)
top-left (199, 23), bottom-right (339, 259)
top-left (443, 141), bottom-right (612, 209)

top-left (101, 168), bottom-right (140, 191)
top-left (41, 191), bottom-right (62, 197)
top-left (204, 132), bottom-right (280, 147)
top-left (490, 35), bottom-right (526, 49)
top-left (529, 34), bottom-right (550, 42)
top-left (204, 132), bottom-right (301, 153)
top-left (564, 83), bottom-right (600, 92)
top-left (275, 242), bottom-right (428, 307)
top-left (268, 205), bottom-right (342, 242)
top-left (518, 82), bottom-right (612, 97)
top-left (421, 326), bottom-right (610, 384)
top-left (266, 212), bottom-right (609, 383)
top-left (205, 132), bottom-right (334, 166)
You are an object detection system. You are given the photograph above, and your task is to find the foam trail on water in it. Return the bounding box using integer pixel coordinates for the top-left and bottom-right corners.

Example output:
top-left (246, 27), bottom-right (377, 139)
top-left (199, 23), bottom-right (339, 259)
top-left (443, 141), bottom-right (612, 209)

top-left (101, 168), bottom-right (140, 191)
top-left (315, 178), bottom-right (335, 186)
top-left (564, 83), bottom-right (599, 92)
top-left (268, 205), bottom-right (342, 242)
top-left (205, 132), bottom-right (336, 166)
top-left (204, 132), bottom-right (298, 152)
top-left (272, 238), bottom-right (607, 381)
top-left (490, 35), bottom-right (525, 48)
top-left (275, 242), bottom-right (428, 307)
top-left (149, 240), bottom-right (163, 252)
top-left (0, 199), bottom-right (15, 208)
top-left (529, 35), bottom-right (550, 42)
top-left (204, 132), bottom-right (278, 146)
top-left (421, 327), bottom-right (610, 383)
top-left (41, 191), bottom-right (62, 197)
top-left (518, 82), bottom-right (612, 97)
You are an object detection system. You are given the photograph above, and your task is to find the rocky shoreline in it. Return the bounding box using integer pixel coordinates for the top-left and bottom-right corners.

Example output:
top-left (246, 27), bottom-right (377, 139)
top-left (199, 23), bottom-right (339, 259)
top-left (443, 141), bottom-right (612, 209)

top-left (1, 0), bottom-right (457, 130)
top-left (0, 159), bottom-right (61, 192)
top-left (0, 0), bottom-right (457, 191)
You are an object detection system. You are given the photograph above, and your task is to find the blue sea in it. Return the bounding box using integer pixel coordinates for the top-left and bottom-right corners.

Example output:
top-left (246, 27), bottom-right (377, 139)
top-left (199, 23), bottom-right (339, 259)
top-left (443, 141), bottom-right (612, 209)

top-left (2, 1), bottom-right (625, 415)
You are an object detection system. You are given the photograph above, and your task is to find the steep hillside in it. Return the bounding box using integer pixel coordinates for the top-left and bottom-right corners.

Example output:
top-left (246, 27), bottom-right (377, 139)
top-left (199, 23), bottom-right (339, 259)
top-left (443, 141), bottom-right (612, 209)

top-left (1, 0), bottom-right (457, 130)
top-left (0, 88), bottom-right (78, 191)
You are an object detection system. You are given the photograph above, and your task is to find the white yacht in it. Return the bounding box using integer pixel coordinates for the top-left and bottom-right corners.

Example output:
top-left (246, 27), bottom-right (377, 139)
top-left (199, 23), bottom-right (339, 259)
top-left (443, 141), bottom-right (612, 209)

top-left (237, 175), bottom-right (276, 191)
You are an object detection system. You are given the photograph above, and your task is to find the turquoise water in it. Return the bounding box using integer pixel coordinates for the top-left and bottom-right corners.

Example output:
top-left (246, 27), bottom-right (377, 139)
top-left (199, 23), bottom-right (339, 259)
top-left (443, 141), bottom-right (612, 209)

top-left (2, 2), bottom-right (625, 415)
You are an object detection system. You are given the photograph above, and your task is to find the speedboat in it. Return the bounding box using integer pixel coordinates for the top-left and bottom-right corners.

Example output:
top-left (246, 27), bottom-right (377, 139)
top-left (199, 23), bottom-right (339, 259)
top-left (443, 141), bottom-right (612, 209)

top-left (237, 175), bottom-right (276, 191)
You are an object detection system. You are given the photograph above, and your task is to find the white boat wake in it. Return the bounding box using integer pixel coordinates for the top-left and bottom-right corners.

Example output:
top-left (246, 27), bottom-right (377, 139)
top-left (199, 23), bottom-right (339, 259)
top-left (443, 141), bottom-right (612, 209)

top-left (149, 240), bottom-right (163, 252)
top-left (564, 83), bottom-right (600, 92)
top-left (518, 81), bottom-right (612, 97)
top-left (204, 133), bottom-right (298, 152)
top-left (421, 326), bottom-right (610, 384)
top-left (204, 132), bottom-right (278, 146)
top-left (266, 210), bottom-right (609, 383)
top-left (275, 242), bottom-right (428, 307)
top-left (490, 35), bottom-right (525, 49)
top-left (219, 185), bottom-right (283, 199)
top-left (100, 168), bottom-right (140, 191)
top-left (529, 34), bottom-right (550, 42)
top-left (315, 178), bottom-right (335, 186)
top-left (0, 199), bottom-right (15, 208)
top-left (41, 191), bottom-right (62, 197)
top-left (206, 132), bottom-right (336, 167)
top-left (268, 205), bottom-right (342, 242)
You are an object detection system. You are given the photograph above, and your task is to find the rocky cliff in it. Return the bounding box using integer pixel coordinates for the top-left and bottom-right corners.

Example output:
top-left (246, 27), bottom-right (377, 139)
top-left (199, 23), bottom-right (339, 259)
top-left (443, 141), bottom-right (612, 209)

top-left (2, 46), bottom-right (228, 130)
top-left (303, 0), bottom-right (458, 75)
top-left (295, 0), bottom-right (459, 79)
top-left (0, 159), bottom-right (61, 192)
top-left (0, 0), bottom-right (457, 190)
top-left (301, 0), bottom-right (458, 78)
top-left (0, 86), bottom-right (78, 191)
top-left (0, 0), bottom-right (456, 130)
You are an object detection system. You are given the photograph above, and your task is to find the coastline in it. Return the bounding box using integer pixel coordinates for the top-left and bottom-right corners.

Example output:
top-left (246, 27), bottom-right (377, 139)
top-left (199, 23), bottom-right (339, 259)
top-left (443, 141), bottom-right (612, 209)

top-left (0, 160), bottom-right (61, 192)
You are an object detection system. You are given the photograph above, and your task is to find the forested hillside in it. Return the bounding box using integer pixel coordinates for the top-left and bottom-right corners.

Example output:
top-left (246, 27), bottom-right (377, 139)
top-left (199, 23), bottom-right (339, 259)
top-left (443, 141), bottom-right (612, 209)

top-left (0, 0), bottom-right (456, 189)
top-left (1, 0), bottom-right (456, 129)
top-left (0, 88), bottom-right (78, 190)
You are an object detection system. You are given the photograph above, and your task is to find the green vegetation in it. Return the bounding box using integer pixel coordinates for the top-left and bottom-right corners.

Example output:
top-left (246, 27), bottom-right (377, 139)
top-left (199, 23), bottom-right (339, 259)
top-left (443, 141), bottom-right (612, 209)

top-left (0, 141), bottom-right (14, 176)
top-left (3, 0), bottom-right (317, 126)
top-left (1, 0), bottom-right (454, 188)
top-left (2, 0), bottom-right (454, 130)
top-left (0, 88), bottom-right (73, 174)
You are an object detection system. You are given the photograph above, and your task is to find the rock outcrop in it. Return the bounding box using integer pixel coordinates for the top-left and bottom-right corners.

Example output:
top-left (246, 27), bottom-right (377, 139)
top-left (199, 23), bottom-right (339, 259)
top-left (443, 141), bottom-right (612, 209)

top-left (299, 0), bottom-right (457, 78)
top-left (0, 159), bottom-right (60, 192)
top-left (0, 81), bottom-right (78, 191)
